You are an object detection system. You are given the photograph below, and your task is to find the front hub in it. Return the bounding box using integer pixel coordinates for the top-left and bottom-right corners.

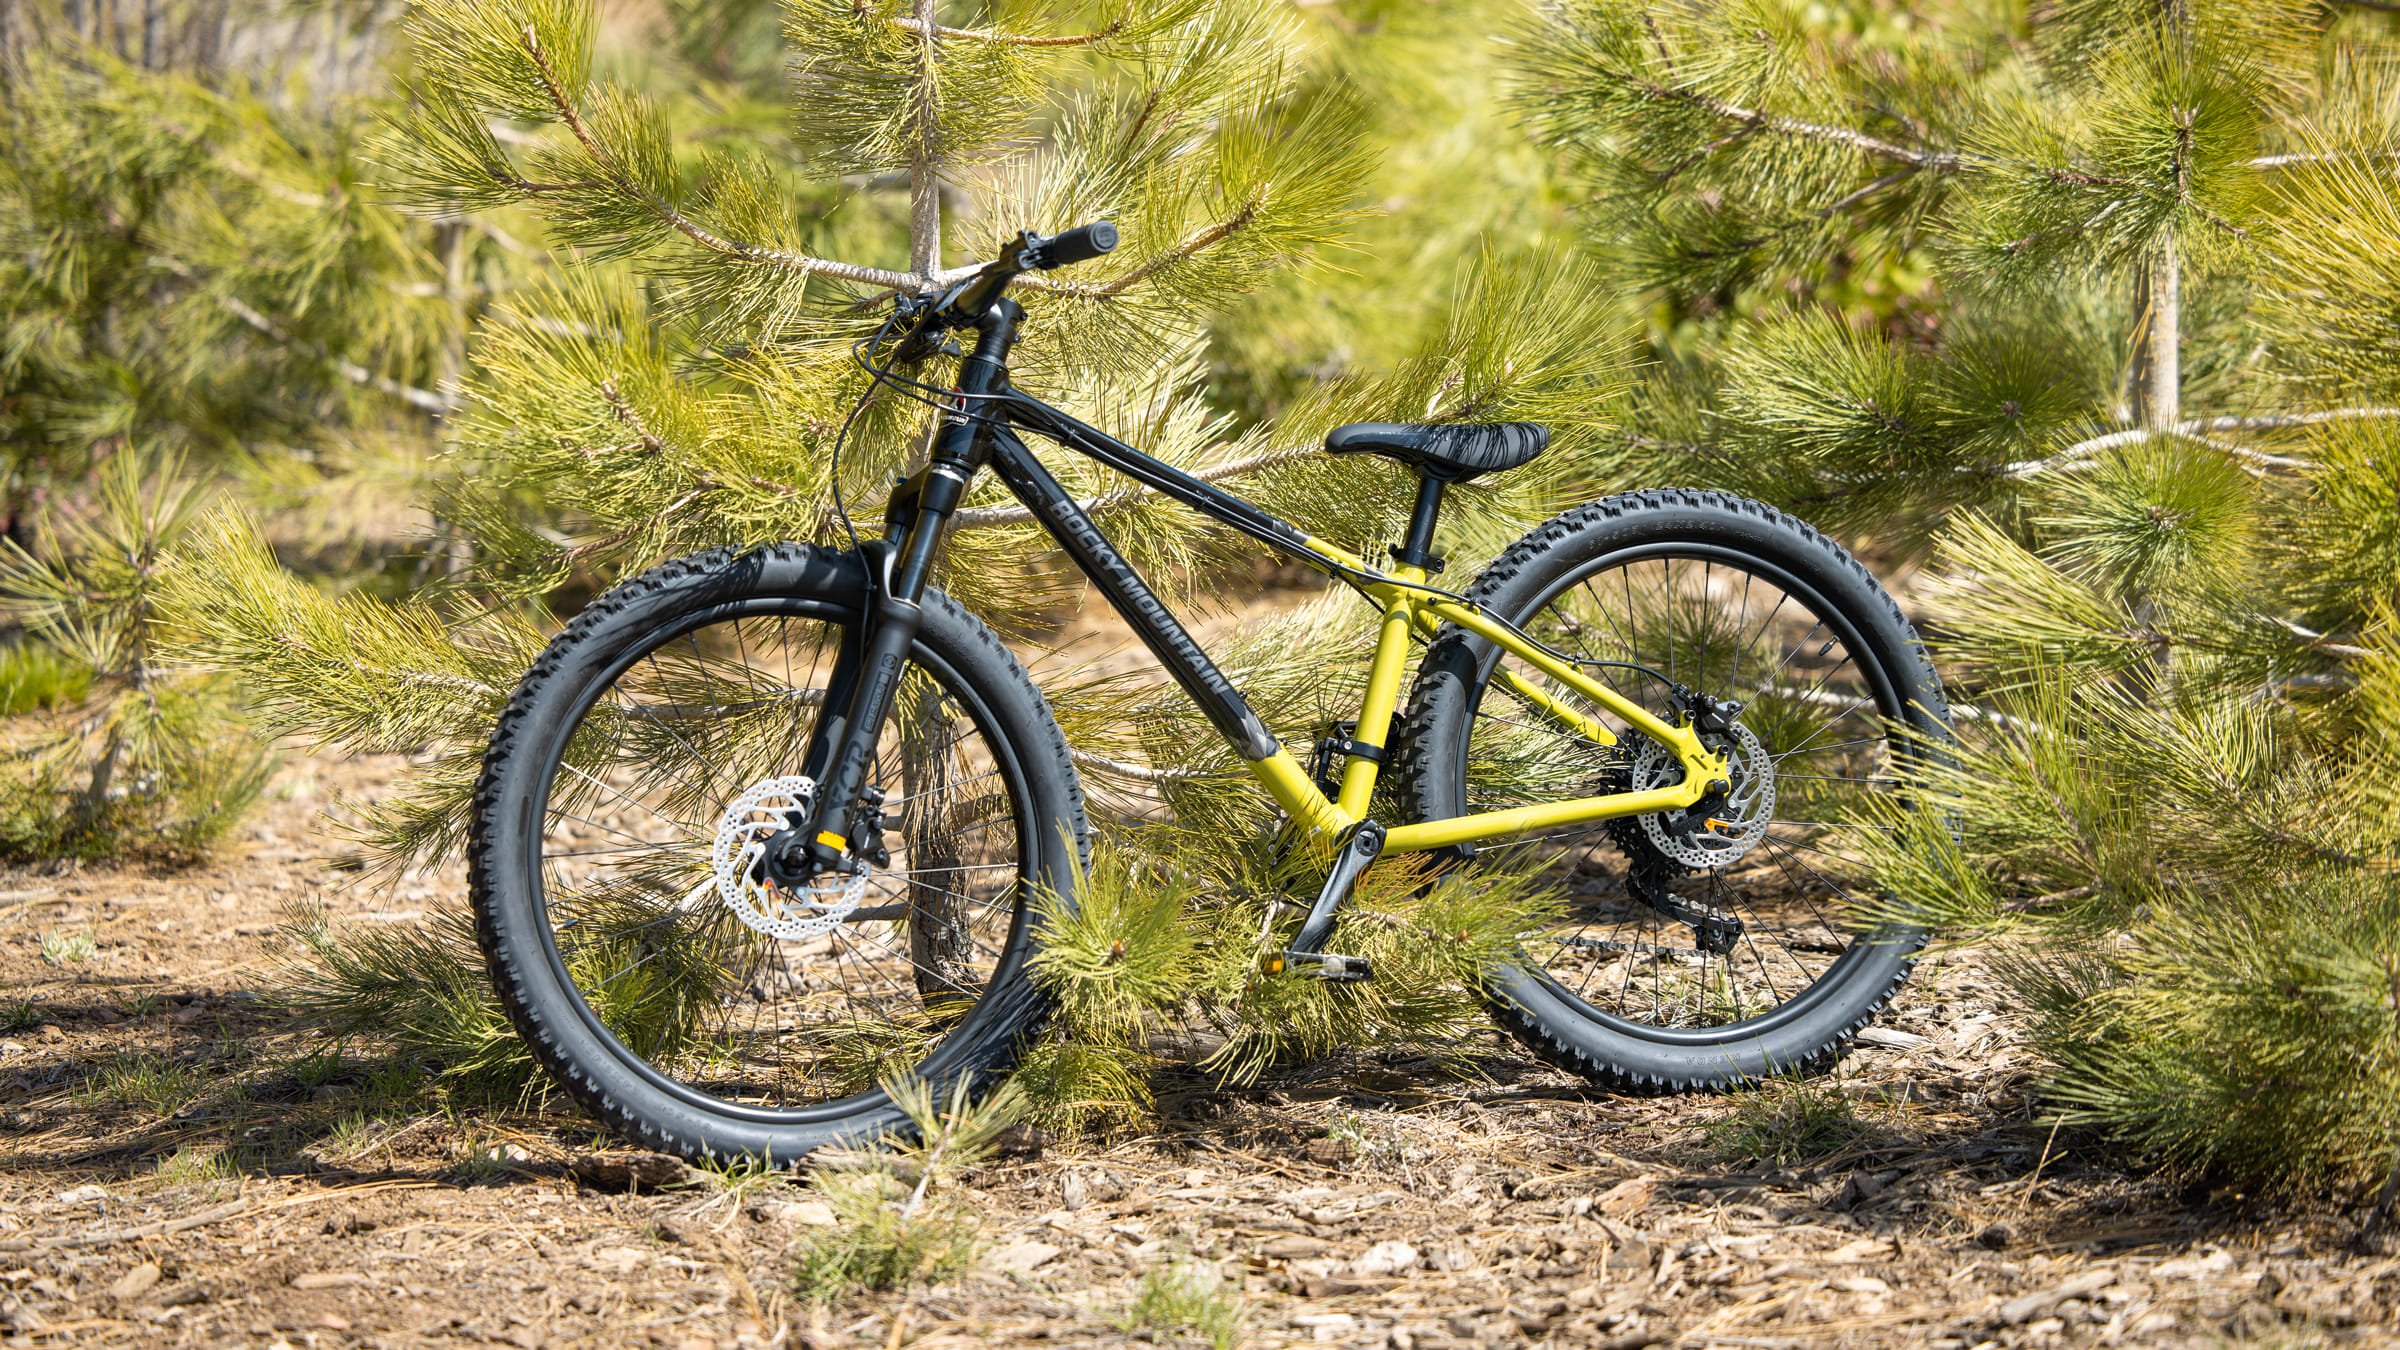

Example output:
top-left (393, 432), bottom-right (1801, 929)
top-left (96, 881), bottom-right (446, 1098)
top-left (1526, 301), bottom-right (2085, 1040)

top-left (710, 776), bottom-right (868, 939)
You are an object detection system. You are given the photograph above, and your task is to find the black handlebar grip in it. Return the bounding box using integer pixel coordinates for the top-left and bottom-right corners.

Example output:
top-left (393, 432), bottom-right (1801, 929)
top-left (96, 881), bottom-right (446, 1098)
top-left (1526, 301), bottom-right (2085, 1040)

top-left (1040, 220), bottom-right (1118, 268)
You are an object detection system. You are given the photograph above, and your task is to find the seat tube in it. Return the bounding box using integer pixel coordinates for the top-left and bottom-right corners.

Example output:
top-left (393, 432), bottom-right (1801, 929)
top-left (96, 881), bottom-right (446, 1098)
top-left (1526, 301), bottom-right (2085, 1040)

top-left (1336, 577), bottom-right (1421, 819)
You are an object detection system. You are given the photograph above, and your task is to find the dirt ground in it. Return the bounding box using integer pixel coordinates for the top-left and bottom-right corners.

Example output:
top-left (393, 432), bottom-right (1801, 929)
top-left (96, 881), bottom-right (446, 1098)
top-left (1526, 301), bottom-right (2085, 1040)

top-left (4, 744), bottom-right (2398, 1348)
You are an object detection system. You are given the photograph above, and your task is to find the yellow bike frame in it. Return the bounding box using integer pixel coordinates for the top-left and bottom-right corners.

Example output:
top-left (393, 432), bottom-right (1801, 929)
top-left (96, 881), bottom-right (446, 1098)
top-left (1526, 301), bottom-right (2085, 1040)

top-left (960, 399), bottom-right (1730, 857)
top-left (1242, 536), bottom-right (1730, 855)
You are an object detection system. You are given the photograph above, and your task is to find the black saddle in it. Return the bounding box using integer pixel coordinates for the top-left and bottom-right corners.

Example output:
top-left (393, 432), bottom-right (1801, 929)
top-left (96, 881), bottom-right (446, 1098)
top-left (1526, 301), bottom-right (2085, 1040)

top-left (1322, 421), bottom-right (1549, 483)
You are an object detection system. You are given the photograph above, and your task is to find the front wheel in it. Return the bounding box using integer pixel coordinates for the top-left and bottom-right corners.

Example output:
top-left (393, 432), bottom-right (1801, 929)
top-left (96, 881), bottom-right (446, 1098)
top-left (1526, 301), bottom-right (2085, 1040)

top-left (468, 544), bottom-right (1086, 1162)
top-left (1398, 489), bottom-right (1952, 1090)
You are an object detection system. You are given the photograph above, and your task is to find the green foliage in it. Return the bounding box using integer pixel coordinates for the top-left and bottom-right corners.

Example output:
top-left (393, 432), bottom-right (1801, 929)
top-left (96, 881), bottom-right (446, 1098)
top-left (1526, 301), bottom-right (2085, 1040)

top-left (89, 1050), bottom-right (208, 1117)
top-left (271, 887), bottom-right (755, 1105)
top-left (1019, 831), bottom-right (1570, 1128)
top-left (1705, 1075), bottom-right (1877, 1169)
top-left (0, 640), bottom-right (91, 716)
top-left (790, 1076), bottom-right (1018, 1302)
top-left (0, 42), bottom-right (464, 517)
top-left (272, 902), bottom-right (539, 1102)
top-left (38, 929), bottom-right (94, 966)
top-left (1212, 0), bottom-right (1575, 421)
top-left (1032, 840), bottom-right (1204, 1047)
top-left (2019, 876), bottom-right (2400, 1194)
top-left (1116, 1257), bottom-right (1244, 1350)
top-left (150, 1144), bottom-right (240, 1195)
top-left (1513, 0), bottom-right (2400, 534)
top-left (0, 451), bottom-right (267, 862)
top-left (0, 17), bottom-right (490, 866)
top-left (158, 507), bottom-right (541, 875)
top-left (1517, 0), bottom-right (2400, 1195)
top-left (147, 0), bottom-right (1632, 1143)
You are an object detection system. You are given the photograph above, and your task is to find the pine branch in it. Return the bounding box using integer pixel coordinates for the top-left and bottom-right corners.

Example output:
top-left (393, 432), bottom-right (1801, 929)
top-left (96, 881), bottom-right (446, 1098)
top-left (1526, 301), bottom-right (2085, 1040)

top-left (517, 24), bottom-right (926, 291)
top-left (2003, 408), bottom-right (2400, 478)
top-left (1068, 748), bottom-right (1226, 783)
top-left (1630, 81), bottom-right (1963, 171)
top-left (215, 293), bottom-right (458, 414)
top-left (2250, 149), bottom-right (2400, 169)
top-left (890, 14), bottom-right (1126, 48)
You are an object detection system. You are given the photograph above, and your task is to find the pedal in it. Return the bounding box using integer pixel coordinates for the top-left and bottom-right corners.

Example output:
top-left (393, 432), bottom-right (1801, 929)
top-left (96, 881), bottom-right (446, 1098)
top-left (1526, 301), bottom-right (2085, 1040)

top-left (1266, 950), bottom-right (1374, 982)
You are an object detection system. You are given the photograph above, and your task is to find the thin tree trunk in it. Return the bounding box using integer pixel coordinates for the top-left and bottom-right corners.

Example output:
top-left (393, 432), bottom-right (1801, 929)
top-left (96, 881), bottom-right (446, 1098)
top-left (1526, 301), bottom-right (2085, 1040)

top-left (198, 0), bottom-right (226, 70)
top-left (908, 0), bottom-right (942, 282)
top-left (139, 0), bottom-right (159, 68)
top-left (898, 1), bottom-right (973, 1005)
top-left (435, 217), bottom-right (469, 394)
top-left (435, 218), bottom-right (472, 577)
top-left (2128, 237), bottom-right (2181, 685)
top-left (901, 680), bottom-right (974, 1000)
top-left (2138, 237), bottom-right (2180, 430)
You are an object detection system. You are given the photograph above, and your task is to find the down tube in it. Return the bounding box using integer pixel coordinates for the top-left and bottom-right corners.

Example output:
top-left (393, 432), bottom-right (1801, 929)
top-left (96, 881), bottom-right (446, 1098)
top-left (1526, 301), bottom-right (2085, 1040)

top-left (979, 427), bottom-right (1352, 830)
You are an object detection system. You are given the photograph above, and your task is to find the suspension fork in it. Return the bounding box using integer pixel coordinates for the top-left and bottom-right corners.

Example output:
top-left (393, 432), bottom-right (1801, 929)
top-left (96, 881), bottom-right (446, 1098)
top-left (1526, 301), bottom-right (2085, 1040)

top-left (766, 305), bottom-right (1016, 885)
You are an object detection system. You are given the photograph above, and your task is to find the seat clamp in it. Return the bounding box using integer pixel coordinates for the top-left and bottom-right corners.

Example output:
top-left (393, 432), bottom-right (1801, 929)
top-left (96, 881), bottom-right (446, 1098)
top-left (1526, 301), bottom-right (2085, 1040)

top-left (1389, 544), bottom-right (1445, 574)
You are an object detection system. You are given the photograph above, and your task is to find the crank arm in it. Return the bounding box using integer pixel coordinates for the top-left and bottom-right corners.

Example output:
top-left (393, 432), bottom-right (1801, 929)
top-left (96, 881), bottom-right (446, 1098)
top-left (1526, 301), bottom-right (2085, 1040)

top-left (1261, 821), bottom-right (1386, 982)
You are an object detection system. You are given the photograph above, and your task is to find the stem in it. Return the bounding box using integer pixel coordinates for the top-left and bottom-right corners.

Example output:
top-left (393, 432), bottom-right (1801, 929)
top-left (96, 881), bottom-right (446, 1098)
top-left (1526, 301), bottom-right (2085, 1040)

top-left (1635, 81), bottom-right (1962, 170)
top-left (435, 218), bottom-right (468, 396)
top-left (892, 14), bottom-right (1125, 47)
top-left (2000, 406), bottom-right (2400, 478)
top-left (215, 292), bottom-right (456, 415)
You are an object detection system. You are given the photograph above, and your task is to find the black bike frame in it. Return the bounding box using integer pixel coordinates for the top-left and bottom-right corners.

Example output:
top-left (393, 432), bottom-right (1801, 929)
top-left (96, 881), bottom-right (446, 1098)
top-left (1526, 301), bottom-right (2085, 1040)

top-left (785, 298), bottom-right (1724, 871)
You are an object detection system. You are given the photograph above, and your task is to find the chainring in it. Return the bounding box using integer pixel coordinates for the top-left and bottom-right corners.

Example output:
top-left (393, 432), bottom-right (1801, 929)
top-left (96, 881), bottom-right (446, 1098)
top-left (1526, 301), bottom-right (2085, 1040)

top-left (710, 775), bottom-right (868, 940)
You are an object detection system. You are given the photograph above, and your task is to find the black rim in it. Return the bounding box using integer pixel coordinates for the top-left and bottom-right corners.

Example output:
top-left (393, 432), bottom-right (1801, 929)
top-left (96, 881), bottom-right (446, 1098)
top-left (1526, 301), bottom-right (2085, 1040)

top-left (1453, 541), bottom-right (1925, 1045)
top-left (515, 594), bottom-right (1043, 1125)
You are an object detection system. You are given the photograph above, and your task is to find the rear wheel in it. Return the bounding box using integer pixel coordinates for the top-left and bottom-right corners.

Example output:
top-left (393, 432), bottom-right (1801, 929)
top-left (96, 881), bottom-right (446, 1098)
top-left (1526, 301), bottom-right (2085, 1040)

top-left (469, 544), bottom-right (1085, 1162)
top-left (1398, 489), bottom-right (1951, 1089)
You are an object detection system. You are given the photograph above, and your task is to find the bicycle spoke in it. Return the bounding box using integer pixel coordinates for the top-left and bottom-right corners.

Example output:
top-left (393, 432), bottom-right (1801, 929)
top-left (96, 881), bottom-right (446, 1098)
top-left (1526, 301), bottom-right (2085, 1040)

top-left (532, 608), bottom-right (1031, 1116)
top-left (1448, 544), bottom-right (1930, 1034)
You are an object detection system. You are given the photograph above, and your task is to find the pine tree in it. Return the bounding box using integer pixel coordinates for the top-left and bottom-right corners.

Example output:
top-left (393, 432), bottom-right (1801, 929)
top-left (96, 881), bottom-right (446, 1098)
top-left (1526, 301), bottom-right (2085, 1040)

top-left (165, 0), bottom-right (1628, 1118)
top-left (1517, 0), bottom-right (2400, 1192)
top-left (0, 11), bottom-right (528, 858)
top-left (0, 450), bottom-right (265, 860)
top-left (0, 23), bottom-right (468, 540)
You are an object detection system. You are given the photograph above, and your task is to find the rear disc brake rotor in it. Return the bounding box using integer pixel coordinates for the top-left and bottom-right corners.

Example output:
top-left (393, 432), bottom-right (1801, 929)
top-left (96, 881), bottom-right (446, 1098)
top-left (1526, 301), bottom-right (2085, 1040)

top-left (1627, 725), bottom-right (1775, 869)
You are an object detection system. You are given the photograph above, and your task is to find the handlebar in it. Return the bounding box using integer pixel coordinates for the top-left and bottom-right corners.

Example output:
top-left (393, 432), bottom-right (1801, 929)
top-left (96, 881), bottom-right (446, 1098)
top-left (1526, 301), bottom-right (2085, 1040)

top-left (1037, 220), bottom-right (1118, 268)
top-left (891, 221), bottom-right (1116, 356)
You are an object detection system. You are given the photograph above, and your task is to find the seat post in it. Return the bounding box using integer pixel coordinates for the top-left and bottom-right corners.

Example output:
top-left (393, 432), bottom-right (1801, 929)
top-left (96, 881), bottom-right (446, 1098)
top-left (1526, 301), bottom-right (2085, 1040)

top-left (1393, 474), bottom-right (1446, 572)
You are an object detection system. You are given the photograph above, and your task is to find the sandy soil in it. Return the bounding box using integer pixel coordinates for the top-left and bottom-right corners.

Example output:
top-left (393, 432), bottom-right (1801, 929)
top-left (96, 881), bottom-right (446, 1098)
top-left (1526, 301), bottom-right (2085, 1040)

top-left (3, 593), bottom-right (2397, 1347)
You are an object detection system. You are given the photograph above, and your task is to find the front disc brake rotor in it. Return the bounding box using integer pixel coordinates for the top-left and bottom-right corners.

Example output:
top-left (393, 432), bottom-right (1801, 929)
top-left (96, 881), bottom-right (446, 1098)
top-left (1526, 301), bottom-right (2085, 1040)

top-left (711, 776), bottom-right (868, 939)
top-left (1628, 724), bottom-right (1775, 869)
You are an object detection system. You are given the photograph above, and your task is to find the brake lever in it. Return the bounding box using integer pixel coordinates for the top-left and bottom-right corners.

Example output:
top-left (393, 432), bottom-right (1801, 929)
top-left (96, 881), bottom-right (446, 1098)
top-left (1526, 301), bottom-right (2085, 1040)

top-left (884, 294), bottom-right (959, 364)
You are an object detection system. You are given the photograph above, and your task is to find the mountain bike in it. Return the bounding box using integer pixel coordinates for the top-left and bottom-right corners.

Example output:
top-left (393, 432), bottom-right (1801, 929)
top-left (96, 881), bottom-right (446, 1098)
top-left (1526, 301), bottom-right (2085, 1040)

top-left (468, 222), bottom-right (1954, 1163)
